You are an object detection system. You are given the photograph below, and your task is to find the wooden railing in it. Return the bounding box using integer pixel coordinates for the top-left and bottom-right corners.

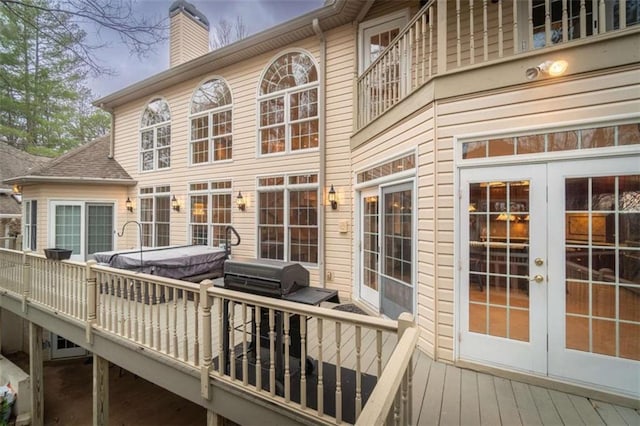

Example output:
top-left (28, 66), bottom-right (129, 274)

top-left (0, 248), bottom-right (419, 425)
top-left (357, 0), bottom-right (638, 129)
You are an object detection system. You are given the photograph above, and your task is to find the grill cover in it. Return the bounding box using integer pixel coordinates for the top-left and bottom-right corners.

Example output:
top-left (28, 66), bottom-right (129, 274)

top-left (223, 258), bottom-right (309, 297)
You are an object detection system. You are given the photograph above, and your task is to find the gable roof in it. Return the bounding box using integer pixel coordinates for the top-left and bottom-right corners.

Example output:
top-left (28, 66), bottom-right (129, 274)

top-left (3, 136), bottom-right (136, 186)
top-left (95, 0), bottom-right (372, 109)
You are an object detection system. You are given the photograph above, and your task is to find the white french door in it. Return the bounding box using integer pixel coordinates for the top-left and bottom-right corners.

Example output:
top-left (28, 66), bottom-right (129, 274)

top-left (459, 156), bottom-right (640, 398)
top-left (360, 189), bottom-right (380, 308)
top-left (51, 334), bottom-right (86, 359)
top-left (459, 165), bottom-right (548, 374)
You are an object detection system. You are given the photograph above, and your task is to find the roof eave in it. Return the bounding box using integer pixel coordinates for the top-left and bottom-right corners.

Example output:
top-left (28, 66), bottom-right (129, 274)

top-left (94, 0), bottom-right (356, 109)
top-left (3, 176), bottom-right (138, 186)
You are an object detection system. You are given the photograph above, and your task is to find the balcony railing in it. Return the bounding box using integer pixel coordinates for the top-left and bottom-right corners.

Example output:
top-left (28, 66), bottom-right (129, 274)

top-left (0, 248), bottom-right (418, 425)
top-left (357, 0), bottom-right (639, 129)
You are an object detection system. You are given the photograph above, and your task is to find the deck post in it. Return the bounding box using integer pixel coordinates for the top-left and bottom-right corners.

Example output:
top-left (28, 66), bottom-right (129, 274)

top-left (437, 0), bottom-right (448, 74)
top-left (86, 260), bottom-right (97, 343)
top-left (93, 354), bottom-right (109, 426)
top-left (22, 251), bottom-right (31, 312)
top-left (200, 279), bottom-right (213, 400)
top-left (29, 321), bottom-right (44, 426)
top-left (397, 313), bottom-right (415, 425)
top-left (206, 410), bottom-right (224, 425)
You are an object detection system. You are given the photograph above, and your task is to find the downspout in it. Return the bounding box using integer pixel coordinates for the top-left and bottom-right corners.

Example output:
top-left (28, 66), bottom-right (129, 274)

top-left (312, 18), bottom-right (327, 288)
top-left (100, 103), bottom-right (115, 159)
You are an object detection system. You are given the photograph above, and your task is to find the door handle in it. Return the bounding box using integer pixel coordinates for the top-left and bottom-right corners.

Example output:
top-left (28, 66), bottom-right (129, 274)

top-left (529, 274), bottom-right (544, 283)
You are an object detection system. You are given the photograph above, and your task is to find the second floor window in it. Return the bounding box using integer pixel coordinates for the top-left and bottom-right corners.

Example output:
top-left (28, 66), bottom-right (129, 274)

top-left (188, 180), bottom-right (232, 247)
top-left (139, 186), bottom-right (170, 247)
top-left (258, 51), bottom-right (319, 155)
top-left (140, 98), bottom-right (171, 172)
top-left (190, 78), bottom-right (233, 164)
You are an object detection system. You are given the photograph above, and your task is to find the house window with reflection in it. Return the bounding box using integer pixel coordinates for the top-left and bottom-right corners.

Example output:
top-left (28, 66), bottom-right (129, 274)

top-left (188, 180), bottom-right (232, 247)
top-left (258, 173), bottom-right (318, 264)
top-left (258, 51), bottom-right (319, 155)
top-left (140, 98), bottom-right (171, 171)
top-left (190, 78), bottom-right (233, 164)
top-left (139, 186), bottom-right (170, 247)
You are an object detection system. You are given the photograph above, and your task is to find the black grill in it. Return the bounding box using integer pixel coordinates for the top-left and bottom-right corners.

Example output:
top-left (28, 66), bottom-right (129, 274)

top-left (222, 257), bottom-right (309, 297)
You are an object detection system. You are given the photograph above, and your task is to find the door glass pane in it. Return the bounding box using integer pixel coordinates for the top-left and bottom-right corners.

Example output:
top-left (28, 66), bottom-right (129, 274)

top-left (55, 205), bottom-right (81, 254)
top-left (565, 175), bottom-right (640, 361)
top-left (381, 187), bottom-right (413, 319)
top-left (468, 181), bottom-right (530, 342)
top-left (363, 195), bottom-right (379, 291)
top-left (87, 204), bottom-right (113, 255)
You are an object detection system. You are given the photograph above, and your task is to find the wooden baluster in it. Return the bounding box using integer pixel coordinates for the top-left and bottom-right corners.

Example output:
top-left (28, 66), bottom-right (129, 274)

top-left (598, 0), bottom-right (606, 34)
top-left (183, 291), bottom-right (188, 361)
top-left (141, 281), bottom-right (147, 344)
top-left (513, 0), bottom-right (519, 53)
top-left (155, 284), bottom-right (161, 351)
top-left (229, 301), bottom-right (235, 380)
top-left (429, 6), bottom-right (434, 76)
top-left (193, 292), bottom-right (200, 366)
top-left (255, 306), bottom-right (262, 390)
top-left (300, 316), bottom-right (307, 409)
top-left (498, 0), bottom-right (504, 57)
top-left (268, 308), bottom-right (276, 397)
top-left (317, 318), bottom-right (324, 417)
top-left (545, 0), bottom-right (551, 46)
top-left (133, 281), bottom-right (140, 342)
top-left (200, 281), bottom-right (213, 400)
top-left (456, 0), bottom-right (462, 66)
top-left (165, 288), bottom-right (170, 352)
top-left (284, 312), bottom-right (290, 402)
top-left (562, 0), bottom-right (569, 42)
top-left (394, 388), bottom-right (401, 426)
top-left (335, 321), bottom-right (342, 424)
top-left (470, 0), bottom-right (475, 64)
top-left (126, 280), bottom-right (132, 338)
top-left (173, 288), bottom-right (179, 357)
top-left (405, 356), bottom-right (413, 424)
top-left (620, 0), bottom-right (627, 30)
top-left (118, 278), bottom-right (125, 334)
top-left (242, 303), bottom-right (248, 386)
top-left (483, 0), bottom-right (489, 61)
top-left (148, 282), bottom-right (155, 348)
top-left (218, 297), bottom-right (224, 375)
top-left (421, 12), bottom-right (427, 82)
top-left (355, 325), bottom-right (362, 419)
top-left (109, 279), bottom-right (115, 332)
top-left (377, 329), bottom-right (383, 378)
top-left (100, 279), bottom-right (106, 328)
top-left (580, 0), bottom-right (586, 39)
top-left (528, 0), bottom-right (534, 50)
top-left (409, 25), bottom-right (415, 90)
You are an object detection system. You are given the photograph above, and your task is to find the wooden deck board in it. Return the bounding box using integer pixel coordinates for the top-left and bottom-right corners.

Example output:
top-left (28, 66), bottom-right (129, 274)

top-left (548, 389), bottom-right (584, 425)
top-left (511, 381), bottom-right (543, 426)
top-left (593, 401), bottom-right (629, 425)
top-left (494, 376), bottom-right (523, 426)
top-left (477, 372), bottom-right (502, 426)
top-left (410, 351), bottom-right (431, 424)
top-left (569, 394), bottom-right (605, 425)
top-left (459, 369), bottom-right (480, 426)
top-left (439, 364), bottom-right (461, 426)
top-left (418, 359), bottom-right (446, 425)
top-left (528, 385), bottom-right (563, 426)
top-left (614, 405), bottom-right (640, 425)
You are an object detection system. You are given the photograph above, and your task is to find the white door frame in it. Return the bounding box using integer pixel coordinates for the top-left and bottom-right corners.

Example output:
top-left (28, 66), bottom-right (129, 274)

top-left (49, 201), bottom-right (85, 261)
top-left (359, 188), bottom-right (380, 308)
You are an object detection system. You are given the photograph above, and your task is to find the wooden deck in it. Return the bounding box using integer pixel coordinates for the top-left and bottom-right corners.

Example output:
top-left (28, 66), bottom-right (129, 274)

top-left (410, 350), bottom-right (640, 426)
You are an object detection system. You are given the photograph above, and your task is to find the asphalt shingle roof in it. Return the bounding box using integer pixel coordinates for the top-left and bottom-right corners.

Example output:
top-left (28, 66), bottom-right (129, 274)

top-left (0, 142), bottom-right (51, 191)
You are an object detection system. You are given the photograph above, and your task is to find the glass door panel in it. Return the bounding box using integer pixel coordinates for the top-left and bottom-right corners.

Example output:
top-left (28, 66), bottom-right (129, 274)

top-left (87, 204), bottom-right (114, 256)
top-left (360, 189), bottom-right (380, 308)
top-left (53, 204), bottom-right (83, 261)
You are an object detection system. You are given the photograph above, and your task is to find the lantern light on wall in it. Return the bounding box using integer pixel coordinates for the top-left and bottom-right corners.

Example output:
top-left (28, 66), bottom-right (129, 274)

top-left (125, 197), bottom-right (134, 213)
top-left (328, 185), bottom-right (337, 210)
top-left (236, 192), bottom-right (246, 211)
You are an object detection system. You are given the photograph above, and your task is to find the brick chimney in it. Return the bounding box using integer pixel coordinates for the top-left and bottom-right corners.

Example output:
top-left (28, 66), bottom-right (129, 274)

top-left (169, 0), bottom-right (210, 67)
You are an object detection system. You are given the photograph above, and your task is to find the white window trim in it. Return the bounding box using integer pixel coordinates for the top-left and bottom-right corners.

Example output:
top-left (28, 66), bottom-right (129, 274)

top-left (138, 187), bottom-right (171, 247)
top-left (23, 199), bottom-right (37, 251)
top-left (256, 50), bottom-right (320, 158)
top-left (139, 98), bottom-right (172, 173)
top-left (256, 172), bottom-right (319, 265)
top-left (358, 8), bottom-right (410, 74)
top-left (187, 180), bottom-right (233, 247)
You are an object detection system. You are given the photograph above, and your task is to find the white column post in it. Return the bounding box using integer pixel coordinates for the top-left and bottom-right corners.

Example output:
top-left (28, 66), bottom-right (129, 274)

top-left (93, 354), bottom-right (109, 426)
top-left (29, 322), bottom-right (44, 426)
top-left (200, 279), bottom-right (213, 400)
top-left (206, 410), bottom-right (224, 426)
top-left (86, 260), bottom-right (97, 343)
top-left (22, 251), bottom-right (31, 312)
top-left (397, 313), bottom-right (415, 425)
top-left (437, 0), bottom-right (448, 74)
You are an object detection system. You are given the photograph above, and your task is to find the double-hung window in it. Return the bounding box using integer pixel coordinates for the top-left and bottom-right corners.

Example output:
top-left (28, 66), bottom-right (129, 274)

top-left (188, 181), bottom-right (232, 247)
top-left (258, 52), bottom-right (319, 155)
top-left (258, 173), bottom-right (318, 264)
top-left (139, 186), bottom-right (170, 247)
top-left (140, 98), bottom-right (171, 171)
top-left (190, 78), bottom-right (233, 164)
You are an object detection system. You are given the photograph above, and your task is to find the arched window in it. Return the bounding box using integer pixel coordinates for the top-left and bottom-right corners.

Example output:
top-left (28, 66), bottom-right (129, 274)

top-left (258, 51), bottom-right (319, 155)
top-left (190, 78), bottom-right (233, 164)
top-left (140, 98), bottom-right (171, 171)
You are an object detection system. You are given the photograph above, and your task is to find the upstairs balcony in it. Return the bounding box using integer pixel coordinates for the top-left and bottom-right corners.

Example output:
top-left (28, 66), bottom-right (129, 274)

top-left (357, 0), bottom-right (640, 129)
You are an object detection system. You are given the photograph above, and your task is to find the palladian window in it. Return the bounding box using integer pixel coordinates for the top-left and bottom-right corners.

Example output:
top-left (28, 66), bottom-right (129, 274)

top-left (140, 98), bottom-right (171, 171)
top-left (190, 78), bottom-right (233, 164)
top-left (258, 51), bottom-right (319, 155)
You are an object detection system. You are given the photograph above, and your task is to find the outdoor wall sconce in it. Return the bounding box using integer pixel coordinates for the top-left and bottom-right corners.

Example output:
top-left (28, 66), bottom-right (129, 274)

top-left (236, 192), bottom-right (246, 211)
top-left (526, 59), bottom-right (568, 80)
top-left (328, 185), bottom-right (338, 210)
top-left (12, 184), bottom-right (22, 194)
top-left (125, 197), bottom-right (134, 213)
top-left (171, 195), bottom-right (180, 212)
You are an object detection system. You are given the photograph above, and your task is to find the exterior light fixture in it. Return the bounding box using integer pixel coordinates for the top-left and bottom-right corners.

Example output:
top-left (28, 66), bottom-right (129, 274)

top-left (236, 192), bottom-right (246, 211)
top-left (328, 185), bottom-right (337, 210)
top-left (125, 197), bottom-right (134, 213)
top-left (526, 59), bottom-right (568, 80)
top-left (171, 195), bottom-right (180, 212)
top-left (12, 184), bottom-right (22, 194)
